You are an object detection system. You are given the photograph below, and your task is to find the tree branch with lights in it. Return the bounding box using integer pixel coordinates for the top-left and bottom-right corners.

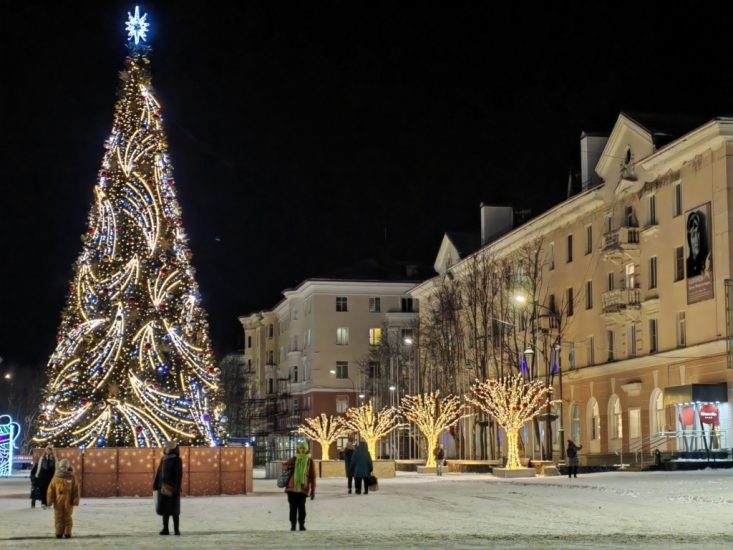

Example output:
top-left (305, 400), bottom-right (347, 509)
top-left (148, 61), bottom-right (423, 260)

top-left (295, 414), bottom-right (350, 460)
top-left (400, 391), bottom-right (469, 467)
top-left (467, 374), bottom-right (558, 469)
top-left (345, 401), bottom-right (404, 458)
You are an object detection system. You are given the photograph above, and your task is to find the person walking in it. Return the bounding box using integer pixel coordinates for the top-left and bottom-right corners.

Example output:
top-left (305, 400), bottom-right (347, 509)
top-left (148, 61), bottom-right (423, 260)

top-left (32, 446), bottom-right (56, 509)
top-left (433, 443), bottom-right (445, 476)
top-left (566, 440), bottom-right (583, 478)
top-left (46, 459), bottom-right (80, 539)
top-left (284, 441), bottom-right (317, 531)
top-left (343, 439), bottom-right (356, 494)
top-left (30, 461), bottom-right (41, 508)
top-left (349, 441), bottom-right (373, 495)
top-left (153, 441), bottom-right (183, 535)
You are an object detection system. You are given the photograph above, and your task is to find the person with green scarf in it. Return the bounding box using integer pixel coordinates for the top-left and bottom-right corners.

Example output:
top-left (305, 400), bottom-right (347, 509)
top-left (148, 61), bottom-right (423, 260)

top-left (284, 441), bottom-right (317, 531)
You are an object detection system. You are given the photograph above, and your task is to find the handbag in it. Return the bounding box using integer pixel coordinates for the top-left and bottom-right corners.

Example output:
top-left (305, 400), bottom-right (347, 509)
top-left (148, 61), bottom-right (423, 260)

top-left (161, 483), bottom-right (175, 497)
top-left (277, 464), bottom-right (294, 488)
top-left (368, 474), bottom-right (379, 492)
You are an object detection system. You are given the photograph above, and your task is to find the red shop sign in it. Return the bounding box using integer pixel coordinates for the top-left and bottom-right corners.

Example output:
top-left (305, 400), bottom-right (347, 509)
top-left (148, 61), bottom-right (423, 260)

top-left (699, 404), bottom-right (719, 426)
top-left (679, 405), bottom-right (695, 427)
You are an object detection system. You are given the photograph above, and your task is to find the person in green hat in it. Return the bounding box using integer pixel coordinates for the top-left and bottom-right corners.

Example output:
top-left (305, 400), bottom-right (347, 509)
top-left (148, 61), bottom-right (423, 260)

top-left (283, 441), bottom-right (317, 531)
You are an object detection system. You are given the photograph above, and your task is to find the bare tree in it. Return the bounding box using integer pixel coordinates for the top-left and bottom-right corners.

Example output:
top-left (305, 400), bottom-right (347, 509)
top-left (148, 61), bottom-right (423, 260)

top-left (1, 363), bottom-right (45, 453)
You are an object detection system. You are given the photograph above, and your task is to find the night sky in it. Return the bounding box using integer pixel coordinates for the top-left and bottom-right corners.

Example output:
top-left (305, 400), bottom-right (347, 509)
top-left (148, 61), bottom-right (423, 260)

top-left (2, 1), bottom-right (729, 367)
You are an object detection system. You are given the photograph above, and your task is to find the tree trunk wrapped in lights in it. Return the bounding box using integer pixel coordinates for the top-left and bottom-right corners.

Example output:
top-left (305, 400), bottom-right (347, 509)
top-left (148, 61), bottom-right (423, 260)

top-left (345, 401), bottom-right (403, 459)
top-left (467, 375), bottom-right (558, 469)
top-left (33, 10), bottom-right (224, 449)
top-left (400, 391), bottom-right (468, 467)
top-left (295, 414), bottom-right (350, 460)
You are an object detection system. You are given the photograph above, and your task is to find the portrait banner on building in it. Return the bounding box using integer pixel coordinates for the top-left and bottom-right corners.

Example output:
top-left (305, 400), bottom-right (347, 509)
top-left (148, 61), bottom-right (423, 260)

top-left (686, 202), bottom-right (713, 304)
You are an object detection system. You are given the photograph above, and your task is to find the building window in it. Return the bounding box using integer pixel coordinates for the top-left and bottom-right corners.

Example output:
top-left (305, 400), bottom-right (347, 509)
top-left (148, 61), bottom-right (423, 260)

top-left (401, 328), bottom-right (414, 343)
top-left (293, 365), bottom-right (298, 383)
top-left (267, 378), bottom-right (274, 394)
top-left (625, 205), bottom-right (637, 227)
top-left (280, 346), bottom-right (285, 362)
top-left (570, 404), bottom-right (581, 443)
top-left (585, 225), bottom-right (593, 255)
top-left (336, 327), bottom-right (349, 345)
top-left (624, 263), bottom-right (635, 290)
top-left (567, 234), bottom-right (573, 263)
top-left (267, 350), bottom-right (274, 365)
top-left (649, 319), bottom-right (658, 354)
top-left (268, 324), bottom-right (274, 339)
top-left (629, 408), bottom-right (641, 440)
top-left (568, 342), bottom-right (575, 369)
top-left (649, 256), bottom-right (657, 289)
top-left (567, 288), bottom-right (574, 317)
top-left (651, 390), bottom-right (665, 435)
top-left (247, 336), bottom-right (252, 349)
top-left (548, 242), bottom-right (555, 271)
top-left (648, 194), bottom-right (657, 226)
top-left (336, 297), bottom-right (348, 312)
top-left (368, 361), bottom-right (379, 379)
top-left (587, 336), bottom-right (595, 366)
top-left (611, 395), bottom-right (623, 440)
top-left (677, 312), bottom-right (686, 347)
top-left (585, 281), bottom-right (593, 310)
top-left (628, 323), bottom-right (637, 357)
top-left (591, 399), bottom-right (601, 440)
top-left (304, 297), bottom-right (312, 315)
top-left (607, 272), bottom-right (615, 292)
top-left (292, 307), bottom-right (299, 321)
top-left (369, 328), bottom-right (382, 346)
top-left (517, 260), bottom-right (525, 283)
top-left (547, 294), bottom-right (556, 315)
top-left (401, 297), bottom-right (416, 312)
top-left (336, 395), bottom-right (349, 413)
top-left (673, 182), bottom-right (682, 217)
top-left (606, 214), bottom-right (614, 234)
top-left (369, 297), bottom-right (381, 312)
top-left (334, 361), bottom-right (349, 379)
top-left (674, 246), bottom-right (684, 282)
top-left (607, 330), bottom-right (615, 361)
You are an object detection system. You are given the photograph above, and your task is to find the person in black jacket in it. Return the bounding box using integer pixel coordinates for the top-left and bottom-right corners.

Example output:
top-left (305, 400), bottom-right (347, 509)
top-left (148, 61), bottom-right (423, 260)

top-left (349, 442), bottom-right (373, 495)
top-left (566, 440), bottom-right (583, 479)
top-left (343, 439), bottom-right (355, 494)
top-left (32, 446), bottom-right (56, 509)
top-left (153, 441), bottom-right (183, 535)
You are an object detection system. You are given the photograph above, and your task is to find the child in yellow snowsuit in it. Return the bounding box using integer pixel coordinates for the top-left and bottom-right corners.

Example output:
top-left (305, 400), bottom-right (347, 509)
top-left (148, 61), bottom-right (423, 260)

top-left (46, 459), bottom-right (80, 538)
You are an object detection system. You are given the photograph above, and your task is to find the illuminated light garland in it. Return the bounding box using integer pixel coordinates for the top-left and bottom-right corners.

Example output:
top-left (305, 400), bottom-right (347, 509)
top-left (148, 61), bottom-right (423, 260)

top-left (345, 401), bottom-right (404, 459)
top-left (467, 374), bottom-right (559, 470)
top-left (399, 391), bottom-right (470, 468)
top-left (295, 414), bottom-right (350, 460)
top-left (35, 26), bottom-right (223, 449)
top-left (0, 415), bottom-right (21, 477)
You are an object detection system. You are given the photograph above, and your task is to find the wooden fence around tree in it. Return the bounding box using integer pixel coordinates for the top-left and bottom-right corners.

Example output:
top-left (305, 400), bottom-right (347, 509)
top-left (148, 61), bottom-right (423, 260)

top-left (32, 446), bottom-right (253, 497)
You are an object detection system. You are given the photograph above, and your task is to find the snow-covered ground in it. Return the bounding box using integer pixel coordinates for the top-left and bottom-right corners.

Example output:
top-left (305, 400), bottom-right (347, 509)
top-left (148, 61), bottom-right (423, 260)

top-left (2, 468), bottom-right (733, 548)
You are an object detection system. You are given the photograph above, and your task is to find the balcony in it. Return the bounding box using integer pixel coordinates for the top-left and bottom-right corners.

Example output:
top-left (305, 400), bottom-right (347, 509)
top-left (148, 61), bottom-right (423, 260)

top-left (602, 289), bottom-right (642, 320)
top-left (602, 227), bottom-right (640, 264)
top-left (532, 314), bottom-right (559, 333)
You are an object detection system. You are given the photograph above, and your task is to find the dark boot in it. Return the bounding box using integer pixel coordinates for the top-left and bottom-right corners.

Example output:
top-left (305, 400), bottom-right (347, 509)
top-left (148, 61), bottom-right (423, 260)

top-left (63, 535), bottom-right (71, 539)
top-left (290, 523), bottom-right (296, 531)
top-left (56, 535), bottom-right (62, 539)
top-left (173, 515), bottom-right (180, 536)
top-left (299, 524), bottom-right (306, 531)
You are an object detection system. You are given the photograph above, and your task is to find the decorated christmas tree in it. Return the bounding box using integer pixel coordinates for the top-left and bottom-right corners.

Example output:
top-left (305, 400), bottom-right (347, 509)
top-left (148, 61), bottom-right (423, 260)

top-left (34, 7), bottom-right (225, 449)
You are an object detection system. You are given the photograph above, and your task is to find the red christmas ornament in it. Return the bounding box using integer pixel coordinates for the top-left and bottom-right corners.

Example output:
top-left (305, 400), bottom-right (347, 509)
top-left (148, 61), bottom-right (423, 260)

top-left (57, 335), bottom-right (63, 341)
top-left (64, 378), bottom-right (72, 387)
top-left (127, 238), bottom-right (135, 245)
top-left (185, 251), bottom-right (192, 259)
top-left (147, 179), bottom-right (154, 186)
top-left (175, 219), bottom-right (183, 227)
top-left (101, 171), bottom-right (108, 178)
top-left (81, 399), bottom-right (89, 407)
top-left (155, 109), bottom-right (161, 116)
top-left (206, 367), bottom-right (215, 374)
top-left (170, 257), bottom-right (177, 265)
top-left (88, 228), bottom-right (96, 235)
top-left (158, 305), bottom-right (167, 312)
top-left (161, 269), bottom-right (170, 276)
top-left (144, 343), bottom-right (152, 350)
top-left (104, 289), bottom-right (112, 296)
top-left (127, 336), bottom-right (134, 343)
top-left (135, 426), bottom-right (143, 434)
top-left (128, 298), bottom-right (137, 306)
top-left (39, 415), bottom-right (47, 422)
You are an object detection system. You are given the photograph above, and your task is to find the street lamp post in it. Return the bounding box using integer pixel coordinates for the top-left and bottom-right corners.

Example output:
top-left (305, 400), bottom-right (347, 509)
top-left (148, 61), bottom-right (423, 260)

top-left (515, 295), bottom-right (565, 462)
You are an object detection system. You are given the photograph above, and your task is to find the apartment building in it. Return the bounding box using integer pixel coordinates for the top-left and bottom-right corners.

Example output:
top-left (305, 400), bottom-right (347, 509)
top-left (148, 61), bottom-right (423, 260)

top-left (239, 278), bottom-right (418, 459)
top-left (413, 112), bottom-right (733, 465)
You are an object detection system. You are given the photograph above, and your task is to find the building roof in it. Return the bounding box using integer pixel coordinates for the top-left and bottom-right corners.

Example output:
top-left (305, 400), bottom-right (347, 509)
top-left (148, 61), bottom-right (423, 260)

top-left (622, 112), bottom-right (711, 146)
top-left (445, 232), bottom-right (481, 259)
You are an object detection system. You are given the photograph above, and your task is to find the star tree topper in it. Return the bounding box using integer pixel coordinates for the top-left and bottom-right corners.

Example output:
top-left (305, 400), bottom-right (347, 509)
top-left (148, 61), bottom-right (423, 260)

top-left (126, 6), bottom-right (149, 45)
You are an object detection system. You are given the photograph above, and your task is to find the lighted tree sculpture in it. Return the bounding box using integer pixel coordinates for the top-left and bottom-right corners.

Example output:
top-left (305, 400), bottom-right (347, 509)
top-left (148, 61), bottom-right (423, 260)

top-left (400, 391), bottom-right (468, 467)
top-left (345, 401), bottom-right (403, 458)
top-left (33, 8), bottom-right (224, 449)
top-left (467, 375), bottom-right (558, 469)
top-left (295, 414), bottom-right (350, 460)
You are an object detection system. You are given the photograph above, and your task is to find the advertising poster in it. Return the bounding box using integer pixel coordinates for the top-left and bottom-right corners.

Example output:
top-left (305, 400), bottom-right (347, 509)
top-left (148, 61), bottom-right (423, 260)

top-left (686, 202), bottom-right (713, 304)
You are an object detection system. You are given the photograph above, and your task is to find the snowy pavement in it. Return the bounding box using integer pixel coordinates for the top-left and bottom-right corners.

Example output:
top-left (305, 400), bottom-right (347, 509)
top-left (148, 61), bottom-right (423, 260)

top-left (2, 469), bottom-right (733, 548)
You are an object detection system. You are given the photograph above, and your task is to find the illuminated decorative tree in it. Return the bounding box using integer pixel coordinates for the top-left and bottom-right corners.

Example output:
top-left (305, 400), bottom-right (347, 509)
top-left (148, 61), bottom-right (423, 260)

top-left (467, 375), bottom-right (557, 469)
top-left (33, 8), bottom-right (224, 449)
top-left (400, 391), bottom-right (468, 467)
top-left (295, 414), bottom-right (350, 460)
top-left (345, 401), bottom-right (403, 458)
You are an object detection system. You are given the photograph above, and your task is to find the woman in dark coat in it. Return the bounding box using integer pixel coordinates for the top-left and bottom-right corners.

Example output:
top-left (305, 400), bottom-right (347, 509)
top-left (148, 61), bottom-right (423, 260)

top-left (566, 440), bottom-right (582, 479)
top-left (32, 446), bottom-right (56, 509)
top-left (284, 441), bottom-right (317, 531)
top-left (349, 441), bottom-right (373, 495)
top-left (153, 441), bottom-right (183, 535)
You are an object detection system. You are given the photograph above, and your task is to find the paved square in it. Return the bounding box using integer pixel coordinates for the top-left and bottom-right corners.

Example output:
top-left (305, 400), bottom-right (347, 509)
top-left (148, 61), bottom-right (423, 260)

top-left (2, 469), bottom-right (733, 548)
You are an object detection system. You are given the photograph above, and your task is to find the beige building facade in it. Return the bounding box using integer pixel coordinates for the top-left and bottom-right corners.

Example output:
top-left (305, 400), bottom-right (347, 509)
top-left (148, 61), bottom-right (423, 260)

top-left (413, 113), bottom-right (733, 466)
top-left (239, 279), bottom-right (417, 459)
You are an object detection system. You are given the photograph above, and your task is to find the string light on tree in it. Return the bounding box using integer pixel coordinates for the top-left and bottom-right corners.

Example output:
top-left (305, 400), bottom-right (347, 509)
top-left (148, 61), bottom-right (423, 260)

top-left (295, 414), bottom-right (350, 461)
top-left (0, 415), bottom-right (22, 477)
top-left (34, 8), bottom-right (224, 449)
top-left (467, 374), bottom-right (558, 470)
top-left (399, 391), bottom-right (469, 468)
top-left (345, 401), bottom-right (404, 459)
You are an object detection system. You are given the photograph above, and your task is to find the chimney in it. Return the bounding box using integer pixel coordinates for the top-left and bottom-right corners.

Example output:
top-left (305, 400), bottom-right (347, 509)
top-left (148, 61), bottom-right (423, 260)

top-left (480, 204), bottom-right (514, 246)
top-left (580, 132), bottom-right (609, 190)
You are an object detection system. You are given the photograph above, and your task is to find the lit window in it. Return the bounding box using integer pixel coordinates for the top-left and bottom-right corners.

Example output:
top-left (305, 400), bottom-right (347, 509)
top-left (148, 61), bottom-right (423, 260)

top-left (336, 395), bottom-right (349, 413)
top-left (369, 328), bottom-right (382, 346)
top-left (336, 327), bottom-right (349, 345)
